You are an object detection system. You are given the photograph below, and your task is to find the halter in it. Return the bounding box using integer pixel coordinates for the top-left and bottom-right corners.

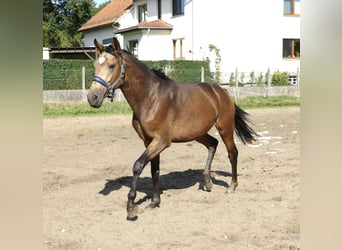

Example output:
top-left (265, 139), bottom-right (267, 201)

top-left (92, 52), bottom-right (126, 102)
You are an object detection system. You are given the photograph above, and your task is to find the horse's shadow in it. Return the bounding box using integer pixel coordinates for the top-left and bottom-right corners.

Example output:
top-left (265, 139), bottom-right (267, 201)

top-left (99, 169), bottom-right (231, 205)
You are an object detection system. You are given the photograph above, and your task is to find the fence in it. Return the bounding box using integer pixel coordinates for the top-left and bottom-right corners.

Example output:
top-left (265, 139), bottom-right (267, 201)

top-left (43, 66), bottom-right (300, 103)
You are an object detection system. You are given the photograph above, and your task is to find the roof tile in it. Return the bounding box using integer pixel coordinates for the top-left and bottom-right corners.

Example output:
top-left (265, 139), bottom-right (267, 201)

top-left (114, 19), bottom-right (173, 34)
top-left (78, 0), bottom-right (132, 31)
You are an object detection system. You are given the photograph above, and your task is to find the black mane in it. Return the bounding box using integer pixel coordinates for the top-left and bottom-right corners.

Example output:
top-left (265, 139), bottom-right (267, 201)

top-left (104, 47), bottom-right (170, 81)
top-left (104, 45), bottom-right (116, 56)
top-left (151, 68), bottom-right (170, 80)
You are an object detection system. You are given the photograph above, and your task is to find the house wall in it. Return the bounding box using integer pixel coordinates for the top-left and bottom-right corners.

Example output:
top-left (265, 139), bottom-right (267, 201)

top-left (80, 0), bottom-right (300, 80)
top-left (182, 0), bottom-right (300, 77)
top-left (83, 26), bottom-right (115, 46)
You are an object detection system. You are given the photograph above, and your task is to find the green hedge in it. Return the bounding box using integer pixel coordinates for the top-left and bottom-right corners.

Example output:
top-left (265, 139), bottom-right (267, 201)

top-left (143, 60), bottom-right (211, 83)
top-left (43, 59), bottom-right (211, 90)
top-left (271, 71), bottom-right (289, 86)
top-left (43, 59), bottom-right (95, 90)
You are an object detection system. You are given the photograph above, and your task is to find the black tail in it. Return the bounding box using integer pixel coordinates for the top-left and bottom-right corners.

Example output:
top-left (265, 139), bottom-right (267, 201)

top-left (234, 104), bottom-right (258, 144)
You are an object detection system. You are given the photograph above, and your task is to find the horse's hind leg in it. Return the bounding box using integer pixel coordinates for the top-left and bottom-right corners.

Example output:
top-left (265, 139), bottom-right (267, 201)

top-left (216, 120), bottom-right (239, 193)
top-left (196, 134), bottom-right (218, 192)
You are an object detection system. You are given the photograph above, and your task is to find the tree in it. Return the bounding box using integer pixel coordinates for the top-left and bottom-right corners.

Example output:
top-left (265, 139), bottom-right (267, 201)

top-left (43, 0), bottom-right (98, 47)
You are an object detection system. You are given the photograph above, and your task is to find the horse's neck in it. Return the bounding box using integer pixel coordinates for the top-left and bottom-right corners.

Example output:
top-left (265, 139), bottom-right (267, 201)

top-left (120, 55), bottom-right (156, 114)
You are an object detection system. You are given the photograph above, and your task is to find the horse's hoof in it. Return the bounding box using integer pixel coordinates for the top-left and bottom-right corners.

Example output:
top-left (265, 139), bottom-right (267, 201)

top-left (127, 204), bottom-right (139, 220)
top-left (147, 202), bottom-right (160, 209)
top-left (126, 215), bottom-right (138, 221)
top-left (205, 182), bottom-right (213, 192)
top-left (203, 175), bottom-right (213, 192)
top-left (226, 183), bottom-right (238, 194)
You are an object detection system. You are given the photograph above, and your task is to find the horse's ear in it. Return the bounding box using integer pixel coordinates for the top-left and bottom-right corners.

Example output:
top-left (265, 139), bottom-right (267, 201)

top-left (112, 37), bottom-right (121, 55)
top-left (94, 39), bottom-right (103, 54)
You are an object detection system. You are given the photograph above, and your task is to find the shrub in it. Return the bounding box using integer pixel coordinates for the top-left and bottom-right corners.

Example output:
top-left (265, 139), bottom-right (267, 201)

top-left (271, 71), bottom-right (289, 86)
top-left (43, 59), bottom-right (211, 90)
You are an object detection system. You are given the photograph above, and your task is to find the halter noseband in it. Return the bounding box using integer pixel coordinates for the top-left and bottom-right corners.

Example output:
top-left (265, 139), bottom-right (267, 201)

top-left (92, 52), bottom-right (126, 102)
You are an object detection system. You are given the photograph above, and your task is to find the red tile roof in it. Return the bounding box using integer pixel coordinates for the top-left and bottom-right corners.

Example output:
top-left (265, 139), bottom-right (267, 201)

top-left (114, 19), bottom-right (173, 34)
top-left (78, 0), bottom-right (133, 32)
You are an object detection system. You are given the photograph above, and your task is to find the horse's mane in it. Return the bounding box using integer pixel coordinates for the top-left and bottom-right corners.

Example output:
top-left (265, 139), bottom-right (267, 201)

top-left (104, 46), bottom-right (171, 81)
top-left (104, 45), bottom-right (116, 56)
top-left (151, 68), bottom-right (171, 80)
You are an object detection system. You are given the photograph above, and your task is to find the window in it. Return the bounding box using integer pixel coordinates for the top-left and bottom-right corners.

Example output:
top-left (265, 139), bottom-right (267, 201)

top-left (102, 38), bottom-right (113, 45)
top-left (288, 75), bottom-right (298, 85)
top-left (138, 4), bottom-right (147, 22)
top-left (284, 0), bottom-right (300, 16)
top-left (128, 40), bottom-right (138, 57)
top-left (173, 38), bottom-right (184, 60)
top-left (173, 0), bottom-right (184, 16)
top-left (283, 39), bottom-right (300, 58)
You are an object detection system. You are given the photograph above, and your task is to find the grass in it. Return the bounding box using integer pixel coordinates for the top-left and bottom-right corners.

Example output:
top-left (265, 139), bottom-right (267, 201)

top-left (43, 95), bottom-right (300, 118)
top-left (237, 95), bottom-right (300, 109)
top-left (43, 101), bottom-right (132, 118)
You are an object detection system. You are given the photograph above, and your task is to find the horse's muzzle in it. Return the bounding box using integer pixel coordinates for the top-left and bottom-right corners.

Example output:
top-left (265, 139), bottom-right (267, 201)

top-left (87, 89), bottom-right (105, 108)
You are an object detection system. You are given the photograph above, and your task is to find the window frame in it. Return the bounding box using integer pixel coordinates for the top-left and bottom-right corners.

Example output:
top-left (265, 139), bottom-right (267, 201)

top-left (138, 4), bottom-right (147, 23)
top-left (173, 38), bottom-right (184, 60)
top-left (128, 40), bottom-right (139, 57)
top-left (172, 0), bottom-right (184, 17)
top-left (282, 38), bottom-right (300, 59)
top-left (283, 0), bottom-right (300, 16)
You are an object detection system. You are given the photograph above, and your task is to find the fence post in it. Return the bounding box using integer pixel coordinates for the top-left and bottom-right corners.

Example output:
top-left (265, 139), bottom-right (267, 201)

top-left (266, 67), bottom-right (271, 97)
top-left (82, 67), bottom-right (86, 101)
top-left (201, 67), bottom-right (204, 82)
top-left (296, 67), bottom-right (300, 87)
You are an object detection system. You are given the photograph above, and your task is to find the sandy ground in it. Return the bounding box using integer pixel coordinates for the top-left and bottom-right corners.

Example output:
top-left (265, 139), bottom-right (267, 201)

top-left (43, 107), bottom-right (299, 250)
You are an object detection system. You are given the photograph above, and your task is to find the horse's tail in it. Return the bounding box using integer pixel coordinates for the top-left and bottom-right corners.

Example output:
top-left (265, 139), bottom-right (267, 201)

top-left (234, 104), bottom-right (258, 144)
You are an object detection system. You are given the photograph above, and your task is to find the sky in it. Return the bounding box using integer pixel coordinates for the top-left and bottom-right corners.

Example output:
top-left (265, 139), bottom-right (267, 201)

top-left (93, 0), bottom-right (109, 7)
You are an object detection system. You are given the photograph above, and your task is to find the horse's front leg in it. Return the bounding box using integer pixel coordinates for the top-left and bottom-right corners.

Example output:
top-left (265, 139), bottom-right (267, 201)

top-left (149, 154), bottom-right (160, 208)
top-left (127, 138), bottom-right (168, 221)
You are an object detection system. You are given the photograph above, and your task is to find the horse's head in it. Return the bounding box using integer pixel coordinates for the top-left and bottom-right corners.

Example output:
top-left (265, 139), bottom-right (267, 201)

top-left (87, 38), bottom-right (125, 108)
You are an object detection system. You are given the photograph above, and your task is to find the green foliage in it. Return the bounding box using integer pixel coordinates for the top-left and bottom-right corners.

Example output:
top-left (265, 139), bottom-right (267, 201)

top-left (143, 60), bottom-right (211, 83)
top-left (43, 59), bottom-right (211, 90)
top-left (229, 73), bottom-right (235, 86)
top-left (208, 44), bottom-right (222, 83)
top-left (43, 59), bottom-right (94, 90)
top-left (239, 72), bottom-right (245, 86)
top-left (256, 72), bottom-right (265, 86)
top-left (249, 71), bottom-right (255, 85)
top-left (271, 71), bottom-right (289, 86)
top-left (43, 0), bottom-right (98, 47)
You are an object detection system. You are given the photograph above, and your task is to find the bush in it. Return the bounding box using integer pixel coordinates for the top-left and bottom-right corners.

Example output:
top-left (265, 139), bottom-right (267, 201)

top-left (143, 60), bottom-right (211, 83)
top-left (43, 59), bottom-right (211, 90)
top-left (271, 71), bottom-right (289, 86)
top-left (43, 59), bottom-right (94, 90)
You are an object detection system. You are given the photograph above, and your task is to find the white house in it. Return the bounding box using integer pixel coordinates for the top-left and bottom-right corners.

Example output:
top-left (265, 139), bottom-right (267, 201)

top-left (79, 0), bottom-right (300, 82)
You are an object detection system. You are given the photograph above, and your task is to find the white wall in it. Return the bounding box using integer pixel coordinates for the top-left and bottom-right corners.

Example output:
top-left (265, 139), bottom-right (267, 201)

top-left (81, 0), bottom-right (300, 79)
top-left (83, 26), bottom-right (114, 47)
top-left (184, 0), bottom-right (300, 78)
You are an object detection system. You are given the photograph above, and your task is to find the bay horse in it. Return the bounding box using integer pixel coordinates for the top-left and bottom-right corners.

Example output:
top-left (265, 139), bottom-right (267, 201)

top-left (87, 38), bottom-right (258, 221)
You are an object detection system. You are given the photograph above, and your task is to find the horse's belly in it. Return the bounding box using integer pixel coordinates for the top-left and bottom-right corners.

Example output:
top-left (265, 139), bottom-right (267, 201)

top-left (170, 114), bottom-right (216, 142)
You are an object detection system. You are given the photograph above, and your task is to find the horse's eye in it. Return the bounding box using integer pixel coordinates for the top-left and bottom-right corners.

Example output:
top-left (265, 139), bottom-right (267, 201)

top-left (109, 64), bottom-right (115, 69)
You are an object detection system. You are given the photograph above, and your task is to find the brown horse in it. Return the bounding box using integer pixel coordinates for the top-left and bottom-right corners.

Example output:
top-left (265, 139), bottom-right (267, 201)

top-left (87, 38), bottom-right (258, 220)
